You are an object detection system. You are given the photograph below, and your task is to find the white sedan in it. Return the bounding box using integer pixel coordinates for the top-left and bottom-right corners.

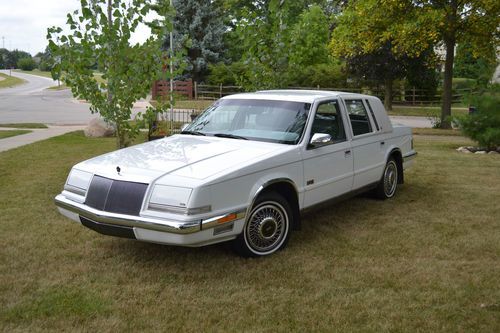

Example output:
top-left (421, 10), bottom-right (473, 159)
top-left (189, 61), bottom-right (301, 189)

top-left (55, 90), bottom-right (416, 257)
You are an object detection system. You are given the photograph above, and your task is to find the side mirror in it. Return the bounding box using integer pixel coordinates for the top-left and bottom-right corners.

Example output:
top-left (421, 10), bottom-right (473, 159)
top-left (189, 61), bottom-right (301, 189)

top-left (309, 133), bottom-right (332, 148)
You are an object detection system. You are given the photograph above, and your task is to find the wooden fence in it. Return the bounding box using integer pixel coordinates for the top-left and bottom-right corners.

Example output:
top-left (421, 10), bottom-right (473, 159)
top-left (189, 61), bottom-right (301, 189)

top-left (152, 80), bottom-right (193, 100)
top-left (153, 81), bottom-right (471, 106)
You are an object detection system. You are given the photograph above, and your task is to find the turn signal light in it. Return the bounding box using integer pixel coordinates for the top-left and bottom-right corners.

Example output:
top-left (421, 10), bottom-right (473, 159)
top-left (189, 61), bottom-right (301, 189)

top-left (217, 213), bottom-right (237, 224)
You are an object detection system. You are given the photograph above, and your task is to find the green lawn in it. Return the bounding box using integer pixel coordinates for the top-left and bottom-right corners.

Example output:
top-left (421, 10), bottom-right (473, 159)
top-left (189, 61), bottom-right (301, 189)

top-left (0, 130), bottom-right (31, 139)
top-left (0, 132), bottom-right (499, 331)
top-left (412, 128), bottom-right (463, 136)
top-left (389, 105), bottom-right (468, 117)
top-left (13, 70), bottom-right (105, 88)
top-left (13, 69), bottom-right (54, 79)
top-left (0, 123), bottom-right (48, 129)
top-left (0, 73), bottom-right (26, 89)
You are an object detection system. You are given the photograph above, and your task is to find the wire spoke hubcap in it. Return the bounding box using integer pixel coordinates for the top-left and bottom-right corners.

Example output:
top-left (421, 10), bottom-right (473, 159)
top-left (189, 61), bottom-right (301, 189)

top-left (384, 161), bottom-right (397, 197)
top-left (246, 203), bottom-right (287, 253)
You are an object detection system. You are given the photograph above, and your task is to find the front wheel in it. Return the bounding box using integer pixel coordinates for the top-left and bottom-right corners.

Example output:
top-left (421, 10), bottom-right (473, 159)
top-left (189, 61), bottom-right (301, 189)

top-left (232, 192), bottom-right (292, 257)
top-left (375, 158), bottom-right (398, 199)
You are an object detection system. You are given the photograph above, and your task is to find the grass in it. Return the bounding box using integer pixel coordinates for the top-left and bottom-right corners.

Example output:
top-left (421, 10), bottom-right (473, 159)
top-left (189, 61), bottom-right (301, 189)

top-left (46, 84), bottom-right (68, 91)
top-left (151, 99), bottom-right (214, 111)
top-left (0, 73), bottom-right (26, 89)
top-left (1, 132), bottom-right (499, 331)
top-left (412, 128), bottom-right (463, 136)
top-left (389, 106), bottom-right (468, 117)
top-left (13, 69), bottom-right (105, 89)
top-left (0, 123), bottom-right (48, 129)
top-left (0, 130), bottom-right (31, 139)
top-left (13, 69), bottom-right (53, 79)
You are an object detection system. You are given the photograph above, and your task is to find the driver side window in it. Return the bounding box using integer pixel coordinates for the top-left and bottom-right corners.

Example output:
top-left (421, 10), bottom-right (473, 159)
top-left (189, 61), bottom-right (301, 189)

top-left (310, 100), bottom-right (346, 145)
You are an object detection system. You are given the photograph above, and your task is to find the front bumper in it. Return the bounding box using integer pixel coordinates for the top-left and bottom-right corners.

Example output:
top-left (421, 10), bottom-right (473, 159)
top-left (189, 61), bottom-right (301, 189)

top-left (54, 194), bottom-right (246, 246)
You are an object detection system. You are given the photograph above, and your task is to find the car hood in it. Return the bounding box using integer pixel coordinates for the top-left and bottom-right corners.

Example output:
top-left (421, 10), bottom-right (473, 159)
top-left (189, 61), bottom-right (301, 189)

top-left (75, 135), bottom-right (293, 184)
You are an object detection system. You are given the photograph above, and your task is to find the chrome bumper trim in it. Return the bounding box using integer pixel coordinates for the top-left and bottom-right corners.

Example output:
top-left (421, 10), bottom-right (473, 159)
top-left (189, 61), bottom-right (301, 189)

top-left (403, 151), bottom-right (417, 162)
top-left (55, 194), bottom-right (201, 234)
top-left (201, 209), bottom-right (246, 230)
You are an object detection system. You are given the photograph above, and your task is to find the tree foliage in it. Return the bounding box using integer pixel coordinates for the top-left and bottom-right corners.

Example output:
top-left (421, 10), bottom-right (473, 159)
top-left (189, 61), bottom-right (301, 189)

top-left (164, 0), bottom-right (226, 83)
top-left (232, 0), bottom-right (332, 90)
top-left (330, 0), bottom-right (500, 127)
top-left (289, 5), bottom-right (330, 67)
top-left (455, 85), bottom-right (500, 150)
top-left (330, 0), bottom-right (440, 110)
top-left (0, 49), bottom-right (32, 69)
top-left (454, 42), bottom-right (497, 85)
top-left (17, 57), bottom-right (36, 71)
top-left (48, 0), bottom-right (175, 148)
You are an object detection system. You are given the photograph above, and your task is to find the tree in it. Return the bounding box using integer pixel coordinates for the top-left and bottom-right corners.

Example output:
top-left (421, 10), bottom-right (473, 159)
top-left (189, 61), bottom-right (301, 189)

top-left (17, 57), bottom-right (36, 71)
top-left (427, 0), bottom-right (500, 128)
top-left (342, 43), bottom-right (406, 110)
top-left (454, 42), bottom-right (497, 85)
top-left (233, 0), bottom-right (327, 89)
top-left (330, 1), bottom-right (437, 110)
top-left (48, 0), bottom-right (174, 148)
top-left (330, 0), bottom-right (500, 128)
top-left (0, 49), bottom-right (32, 68)
top-left (289, 5), bottom-right (330, 67)
top-left (165, 0), bottom-right (226, 83)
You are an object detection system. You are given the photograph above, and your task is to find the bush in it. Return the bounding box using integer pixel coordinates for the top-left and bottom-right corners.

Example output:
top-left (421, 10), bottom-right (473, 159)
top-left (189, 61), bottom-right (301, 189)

top-left (206, 62), bottom-right (247, 86)
top-left (452, 77), bottom-right (477, 91)
top-left (38, 60), bottom-right (52, 72)
top-left (17, 57), bottom-right (36, 71)
top-left (454, 85), bottom-right (500, 150)
top-left (286, 62), bottom-right (347, 88)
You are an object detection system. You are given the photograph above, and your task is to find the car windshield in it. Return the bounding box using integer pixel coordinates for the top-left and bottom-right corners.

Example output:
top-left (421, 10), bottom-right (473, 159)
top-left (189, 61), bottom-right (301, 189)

top-left (184, 99), bottom-right (311, 144)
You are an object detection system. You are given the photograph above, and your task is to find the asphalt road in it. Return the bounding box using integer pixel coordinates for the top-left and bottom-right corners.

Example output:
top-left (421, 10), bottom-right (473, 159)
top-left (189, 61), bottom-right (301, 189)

top-left (0, 70), bottom-right (431, 127)
top-left (0, 70), bottom-right (149, 125)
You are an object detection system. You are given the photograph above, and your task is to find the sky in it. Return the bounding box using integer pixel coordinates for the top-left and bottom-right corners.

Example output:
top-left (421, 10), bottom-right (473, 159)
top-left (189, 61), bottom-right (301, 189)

top-left (0, 0), bottom-right (152, 56)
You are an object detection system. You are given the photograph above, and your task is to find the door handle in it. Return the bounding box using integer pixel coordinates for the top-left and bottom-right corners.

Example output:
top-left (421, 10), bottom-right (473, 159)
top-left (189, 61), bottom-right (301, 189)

top-left (380, 141), bottom-right (385, 146)
top-left (344, 150), bottom-right (351, 157)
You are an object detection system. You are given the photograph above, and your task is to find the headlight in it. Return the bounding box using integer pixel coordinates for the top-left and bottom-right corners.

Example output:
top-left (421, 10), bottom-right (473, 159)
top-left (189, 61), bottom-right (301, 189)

top-left (148, 185), bottom-right (210, 215)
top-left (64, 169), bottom-right (93, 196)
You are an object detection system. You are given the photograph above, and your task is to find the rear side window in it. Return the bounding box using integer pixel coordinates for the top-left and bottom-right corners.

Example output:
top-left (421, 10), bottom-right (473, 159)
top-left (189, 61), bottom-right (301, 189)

top-left (345, 99), bottom-right (373, 136)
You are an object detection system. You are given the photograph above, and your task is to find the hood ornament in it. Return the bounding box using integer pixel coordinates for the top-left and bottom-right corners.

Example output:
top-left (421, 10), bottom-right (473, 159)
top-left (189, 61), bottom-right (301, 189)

top-left (116, 166), bottom-right (121, 175)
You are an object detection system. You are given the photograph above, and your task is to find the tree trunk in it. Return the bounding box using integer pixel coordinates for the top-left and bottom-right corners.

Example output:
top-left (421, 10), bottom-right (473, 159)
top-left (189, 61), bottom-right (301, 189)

top-left (384, 78), bottom-right (393, 111)
top-left (106, 0), bottom-right (121, 148)
top-left (441, 37), bottom-right (455, 129)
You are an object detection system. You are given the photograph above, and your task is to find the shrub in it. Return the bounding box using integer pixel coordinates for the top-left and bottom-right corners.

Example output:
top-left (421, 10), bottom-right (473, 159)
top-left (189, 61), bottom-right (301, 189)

top-left (454, 85), bottom-right (500, 150)
top-left (206, 62), bottom-right (247, 86)
top-left (286, 62), bottom-right (347, 88)
top-left (39, 60), bottom-right (52, 72)
top-left (17, 57), bottom-right (36, 71)
top-left (452, 77), bottom-right (477, 91)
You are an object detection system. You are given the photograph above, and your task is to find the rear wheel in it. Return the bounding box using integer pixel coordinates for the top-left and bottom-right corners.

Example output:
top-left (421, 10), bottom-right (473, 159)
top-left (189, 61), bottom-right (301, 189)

top-left (375, 158), bottom-right (398, 199)
top-left (232, 192), bottom-right (292, 257)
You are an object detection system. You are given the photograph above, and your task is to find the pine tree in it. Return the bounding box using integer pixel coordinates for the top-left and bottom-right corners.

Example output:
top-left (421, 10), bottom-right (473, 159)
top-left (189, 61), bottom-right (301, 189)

top-left (166, 0), bottom-right (226, 83)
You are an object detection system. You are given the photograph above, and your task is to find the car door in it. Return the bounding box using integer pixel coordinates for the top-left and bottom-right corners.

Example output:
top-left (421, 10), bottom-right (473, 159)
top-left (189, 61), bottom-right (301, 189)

top-left (343, 98), bottom-right (386, 190)
top-left (302, 99), bottom-right (353, 208)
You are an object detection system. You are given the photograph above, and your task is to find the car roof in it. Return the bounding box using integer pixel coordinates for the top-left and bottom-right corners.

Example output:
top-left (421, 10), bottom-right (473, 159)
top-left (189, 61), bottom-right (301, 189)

top-left (221, 89), bottom-right (375, 104)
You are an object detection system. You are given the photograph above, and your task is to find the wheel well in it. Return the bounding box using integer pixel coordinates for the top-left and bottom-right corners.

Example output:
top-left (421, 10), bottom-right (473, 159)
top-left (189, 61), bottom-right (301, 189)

top-left (390, 149), bottom-right (404, 184)
top-left (259, 182), bottom-right (301, 230)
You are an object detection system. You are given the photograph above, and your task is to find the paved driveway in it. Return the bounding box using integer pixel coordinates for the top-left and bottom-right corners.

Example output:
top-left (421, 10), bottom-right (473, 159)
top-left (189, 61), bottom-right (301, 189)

top-left (0, 70), bottom-right (148, 125)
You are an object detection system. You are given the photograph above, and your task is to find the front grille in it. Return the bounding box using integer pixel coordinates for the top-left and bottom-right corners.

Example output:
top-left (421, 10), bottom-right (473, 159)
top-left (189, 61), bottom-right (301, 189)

top-left (85, 175), bottom-right (148, 216)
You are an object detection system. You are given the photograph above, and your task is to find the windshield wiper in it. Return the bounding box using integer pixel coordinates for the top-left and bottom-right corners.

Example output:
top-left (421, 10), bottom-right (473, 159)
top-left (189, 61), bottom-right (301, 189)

top-left (180, 130), bottom-right (206, 136)
top-left (213, 133), bottom-right (248, 140)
